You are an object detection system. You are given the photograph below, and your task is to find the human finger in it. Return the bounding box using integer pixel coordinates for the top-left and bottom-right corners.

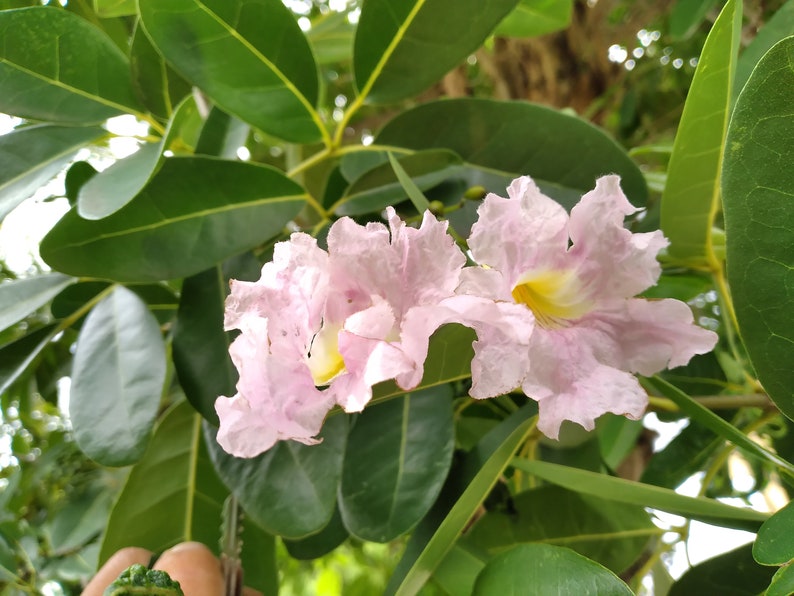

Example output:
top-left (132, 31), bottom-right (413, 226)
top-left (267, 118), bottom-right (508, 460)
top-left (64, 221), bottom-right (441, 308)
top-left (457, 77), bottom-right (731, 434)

top-left (81, 547), bottom-right (153, 596)
top-left (153, 541), bottom-right (225, 596)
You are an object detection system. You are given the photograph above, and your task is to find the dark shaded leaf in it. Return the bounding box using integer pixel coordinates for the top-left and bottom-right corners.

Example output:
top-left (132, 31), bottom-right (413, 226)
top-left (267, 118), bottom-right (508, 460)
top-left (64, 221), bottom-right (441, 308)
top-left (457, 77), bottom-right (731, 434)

top-left (41, 157), bottom-right (306, 282)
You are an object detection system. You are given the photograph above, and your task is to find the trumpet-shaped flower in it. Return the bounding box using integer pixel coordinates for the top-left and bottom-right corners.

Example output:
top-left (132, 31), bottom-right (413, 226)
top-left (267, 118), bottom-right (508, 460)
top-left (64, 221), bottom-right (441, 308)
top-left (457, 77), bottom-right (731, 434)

top-left (216, 208), bottom-right (533, 457)
top-left (461, 175), bottom-right (718, 438)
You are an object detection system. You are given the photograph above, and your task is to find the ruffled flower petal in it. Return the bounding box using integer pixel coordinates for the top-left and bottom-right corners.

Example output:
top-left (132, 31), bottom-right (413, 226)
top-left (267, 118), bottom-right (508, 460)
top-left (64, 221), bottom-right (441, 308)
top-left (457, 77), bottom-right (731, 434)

top-left (464, 175), bottom-right (718, 437)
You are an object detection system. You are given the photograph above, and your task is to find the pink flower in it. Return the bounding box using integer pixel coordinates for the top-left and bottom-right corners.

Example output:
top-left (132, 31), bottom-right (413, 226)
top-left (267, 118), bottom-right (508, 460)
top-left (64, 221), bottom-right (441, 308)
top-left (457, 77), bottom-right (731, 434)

top-left (216, 208), bottom-right (533, 457)
top-left (461, 175), bottom-right (718, 438)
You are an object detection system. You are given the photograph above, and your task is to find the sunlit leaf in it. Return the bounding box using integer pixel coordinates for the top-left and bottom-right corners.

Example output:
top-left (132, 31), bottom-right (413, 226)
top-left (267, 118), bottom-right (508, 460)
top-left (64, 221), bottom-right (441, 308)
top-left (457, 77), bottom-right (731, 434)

top-left (0, 324), bottom-right (58, 395)
top-left (0, 7), bottom-right (142, 123)
top-left (139, 0), bottom-right (325, 143)
top-left (661, 0), bottom-right (741, 264)
top-left (307, 10), bottom-right (354, 65)
top-left (495, 0), bottom-right (573, 38)
top-left (70, 286), bottom-right (166, 467)
top-left (723, 36), bottom-right (794, 420)
top-left (41, 157), bottom-right (306, 282)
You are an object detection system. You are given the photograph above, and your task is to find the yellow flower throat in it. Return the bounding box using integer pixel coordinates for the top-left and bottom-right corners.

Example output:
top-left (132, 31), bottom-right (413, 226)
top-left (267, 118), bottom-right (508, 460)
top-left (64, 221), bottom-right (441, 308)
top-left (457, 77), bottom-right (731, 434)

top-left (511, 269), bottom-right (591, 328)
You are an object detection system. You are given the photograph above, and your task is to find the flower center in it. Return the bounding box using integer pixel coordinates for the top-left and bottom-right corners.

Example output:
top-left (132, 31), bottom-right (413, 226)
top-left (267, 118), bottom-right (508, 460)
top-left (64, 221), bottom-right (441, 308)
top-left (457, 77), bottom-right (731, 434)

top-left (306, 323), bottom-right (346, 386)
top-left (511, 269), bottom-right (591, 328)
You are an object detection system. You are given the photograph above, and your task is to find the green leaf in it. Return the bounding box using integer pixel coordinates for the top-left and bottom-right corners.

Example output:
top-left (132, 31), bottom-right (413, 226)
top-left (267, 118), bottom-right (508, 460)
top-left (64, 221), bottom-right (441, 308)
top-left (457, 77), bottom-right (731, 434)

top-left (93, 0), bottom-right (136, 18)
top-left (669, 0), bottom-right (720, 40)
top-left (99, 401), bottom-right (229, 562)
top-left (204, 414), bottom-right (348, 539)
top-left (494, 0), bottom-right (573, 38)
top-left (768, 564), bottom-right (794, 596)
top-left (735, 0), bottom-right (794, 94)
top-left (0, 7), bottom-right (142, 123)
top-left (376, 98), bottom-right (647, 205)
top-left (49, 488), bottom-right (114, 554)
top-left (754, 500), bottom-right (794, 565)
top-left (334, 150), bottom-right (459, 216)
top-left (339, 387), bottom-right (454, 543)
top-left (669, 543), bottom-right (776, 596)
top-left (307, 10), bottom-right (354, 65)
top-left (661, 0), bottom-right (741, 264)
top-left (78, 96), bottom-right (201, 219)
top-left (0, 324), bottom-right (58, 395)
top-left (194, 107), bottom-right (250, 160)
top-left (40, 157), bottom-right (306, 282)
top-left (130, 21), bottom-right (192, 120)
top-left (0, 273), bottom-right (74, 333)
top-left (283, 506), bottom-right (349, 560)
top-left (463, 485), bottom-right (654, 574)
top-left (70, 285), bottom-right (166, 467)
top-left (388, 151), bottom-right (432, 213)
top-left (354, 0), bottom-right (519, 104)
top-left (0, 125), bottom-right (105, 221)
top-left (100, 397), bottom-right (282, 590)
top-left (512, 459), bottom-right (768, 531)
top-left (722, 36), bottom-right (794, 421)
top-left (646, 376), bottom-right (794, 481)
top-left (138, 0), bottom-right (325, 144)
top-left (172, 267), bottom-right (236, 425)
top-left (387, 405), bottom-right (536, 595)
top-left (372, 325), bottom-right (476, 402)
top-left (472, 543), bottom-right (633, 595)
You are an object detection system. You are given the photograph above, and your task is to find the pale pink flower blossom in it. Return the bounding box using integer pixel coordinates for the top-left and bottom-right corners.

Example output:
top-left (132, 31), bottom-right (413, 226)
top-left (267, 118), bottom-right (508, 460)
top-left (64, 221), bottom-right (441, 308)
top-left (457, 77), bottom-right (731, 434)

top-left (216, 208), bottom-right (533, 457)
top-left (461, 175), bottom-right (718, 438)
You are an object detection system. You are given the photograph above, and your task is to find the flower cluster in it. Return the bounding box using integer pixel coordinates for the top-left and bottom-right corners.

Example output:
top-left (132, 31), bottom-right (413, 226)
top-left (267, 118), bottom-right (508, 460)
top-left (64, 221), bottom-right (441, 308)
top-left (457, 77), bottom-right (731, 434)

top-left (216, 176), bottom-right (718, 457)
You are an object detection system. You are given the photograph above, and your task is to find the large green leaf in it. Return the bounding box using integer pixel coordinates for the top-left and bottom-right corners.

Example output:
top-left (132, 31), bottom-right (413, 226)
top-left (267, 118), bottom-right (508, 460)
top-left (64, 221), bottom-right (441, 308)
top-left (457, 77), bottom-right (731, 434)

top-left (722, 37), bottom-right (794, 420)
top-left (138, 0), bottom-right (325, 144)
top-left (78, 95), bottom-right (202, 219)
top-left (472, 544), bottom-right (633, 595)
top-left (0, 125), bottom-right (105, 221)
top-left (0, 7), bottom-right (142, 123)
top-left (735, 0), bottom-right (794, 94)
top-left (40, 157), bottom-right (306, 282)
top-left (462, 485), bottom-right (654, 573)
top-left (513, 459), bottom-right (768, 531)
top-left (387, 405), bottom-right (536, 595)
top-left (754, 500), bottom-right (794, 565)
top-left (661, 0), bottom-right (741, 265)
top-left (69, 286), bottom-right (166, 467)
top-left (376, 98), bottom-right (647, 205)
top-left (339, 387), bottom-right (454, 543)
top-left (204, 414), bottom-right (348, 539)
top-left (0, 274), bottom-right (74, 334)
top-left (283, 506), bottom-right (349, 560)
top-left (99, 401), bottom-right (277, 594)
top-left (670, 543), bottom-right (776, 596)
top-left (354, 0), bottom-right (519, 104)
top-left (494, 0), bottom-right (573, 38)
top-left (130, 21), bottom-right (192, 120)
